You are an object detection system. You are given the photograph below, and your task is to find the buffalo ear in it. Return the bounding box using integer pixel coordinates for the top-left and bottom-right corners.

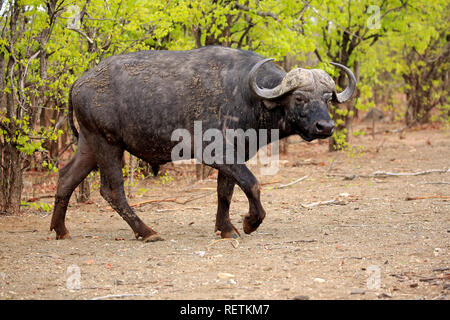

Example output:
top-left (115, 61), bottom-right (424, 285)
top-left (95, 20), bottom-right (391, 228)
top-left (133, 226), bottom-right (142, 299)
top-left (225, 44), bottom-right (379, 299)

top-left (331, 91), bottom-right (338, 103)
top-left (262, 99), bottom-right (279, 110)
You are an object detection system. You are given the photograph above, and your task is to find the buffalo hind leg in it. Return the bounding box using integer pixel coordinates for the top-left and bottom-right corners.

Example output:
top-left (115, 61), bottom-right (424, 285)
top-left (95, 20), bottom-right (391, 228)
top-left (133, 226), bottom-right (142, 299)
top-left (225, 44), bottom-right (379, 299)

top-left (215, 170), bottom-right (240, 239)
top-left (214, 164), bottom-right (266, 234)
top-left (50, 134), bottom-right (97, 239)
top-left (94, 141), bottom-right (163, 242)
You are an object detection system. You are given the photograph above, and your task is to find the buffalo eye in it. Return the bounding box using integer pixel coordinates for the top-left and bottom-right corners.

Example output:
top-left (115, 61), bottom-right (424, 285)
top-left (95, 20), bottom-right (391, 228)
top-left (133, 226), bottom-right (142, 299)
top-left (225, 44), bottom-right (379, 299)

top-left (294, 94), bottom-right (307, 105)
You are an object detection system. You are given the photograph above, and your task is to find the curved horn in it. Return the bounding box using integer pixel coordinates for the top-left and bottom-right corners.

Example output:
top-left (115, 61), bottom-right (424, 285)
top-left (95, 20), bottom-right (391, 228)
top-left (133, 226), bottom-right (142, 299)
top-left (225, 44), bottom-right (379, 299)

top-left (330, 62), bottom-right (357, 103)
top-left (249, 58), bottom-right (287, 100)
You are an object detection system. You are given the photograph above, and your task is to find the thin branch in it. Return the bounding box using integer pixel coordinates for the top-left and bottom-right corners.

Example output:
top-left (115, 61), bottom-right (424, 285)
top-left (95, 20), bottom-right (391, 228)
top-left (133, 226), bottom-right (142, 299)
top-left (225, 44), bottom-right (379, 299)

top-left (19, 50), bottom-right (40, 96)
top-left (0, 121), bottom-right (12, 135)
top-left (235, 2), bottom-right (280, 22)
top-left (67, 27), bottom-right (94, 44)
top-left (301, 0), bottom-right (364, 41)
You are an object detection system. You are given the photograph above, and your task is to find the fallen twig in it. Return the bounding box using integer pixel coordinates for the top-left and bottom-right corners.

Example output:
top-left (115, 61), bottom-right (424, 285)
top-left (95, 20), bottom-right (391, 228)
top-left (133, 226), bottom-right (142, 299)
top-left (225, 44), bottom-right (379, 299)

top-left (432, 267), bottom-right (449, 272)
top-left (370, 168), bottom-right (449, 178)
top-left (275, 175), bottom-right (308, 189)
top-left (265, 239), bottom-right (316, 246)
top-left (328, 168), bottom-right (449, 179)
top-left (91, 291), bottom-right (158, 300)
top-left (26, 195), bottom-right (55, 202)
top-left (6, 229), bottom-right (38, 234)
top-left (125, 198), bottom-right (177, 207)
top-left (293, 159), bottom-right (322, 166)
top-left (136, 191), bottom-right (215, 207)
top-left (419, 277), bottom-right (440, 282)
top-left (263, 239), bottom-right (316, 250)
top-left (261, 179), bottom-right (281, 186)
top-left (207, 238), bottom-right (239, 249)
top-left (176, 191), bottom-right (216, 205)
top-left (422, 182), bottom-right (450, 185)
top-left (405, 195), bottom-right (450, 201)
top-left (104, 190), bottom-right (215, 211)
top-left (372, 126), bottom-right (407, 135)
top-left (300, 199), bottom-right (347, 208)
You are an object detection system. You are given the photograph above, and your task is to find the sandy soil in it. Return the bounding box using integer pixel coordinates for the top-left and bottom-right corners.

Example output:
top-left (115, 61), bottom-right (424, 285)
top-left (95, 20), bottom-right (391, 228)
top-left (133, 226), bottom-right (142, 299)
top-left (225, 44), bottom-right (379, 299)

top-left (0, 122), bottom-right (449, 300)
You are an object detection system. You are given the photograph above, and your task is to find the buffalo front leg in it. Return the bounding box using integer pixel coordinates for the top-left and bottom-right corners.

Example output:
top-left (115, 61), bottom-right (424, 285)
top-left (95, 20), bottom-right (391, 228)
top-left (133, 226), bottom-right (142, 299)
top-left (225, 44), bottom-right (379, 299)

top-left (214, 164), bottom-right (266, 234)
top-left (93, 143), bottom-right (163, 242)
top-left (50, 134), bottom-right (97, 239)
top-left (215, 170), bottom-right (240, 239)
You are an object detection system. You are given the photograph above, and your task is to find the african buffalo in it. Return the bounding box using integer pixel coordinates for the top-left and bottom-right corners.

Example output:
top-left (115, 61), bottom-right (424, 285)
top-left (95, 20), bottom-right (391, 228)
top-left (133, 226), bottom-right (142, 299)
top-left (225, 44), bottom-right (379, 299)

top-left (50, 46), bottom-right (356, 241)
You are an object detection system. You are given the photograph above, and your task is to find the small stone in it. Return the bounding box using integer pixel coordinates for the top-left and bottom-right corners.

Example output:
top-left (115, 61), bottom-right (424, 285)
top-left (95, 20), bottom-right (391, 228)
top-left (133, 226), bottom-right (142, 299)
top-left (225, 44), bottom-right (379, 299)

top-left (114, 280), bottom-right (124, 286)
top-left (350, 289), bottom-right (366, 295)
top-left (313, 278), bottom-right (325, 283)
top-left (218, 272), bottom-right (235, 279)
top-left (194, 251), bottom-right (206, 257)
top-left (410, 283), bottom-right (418, 288)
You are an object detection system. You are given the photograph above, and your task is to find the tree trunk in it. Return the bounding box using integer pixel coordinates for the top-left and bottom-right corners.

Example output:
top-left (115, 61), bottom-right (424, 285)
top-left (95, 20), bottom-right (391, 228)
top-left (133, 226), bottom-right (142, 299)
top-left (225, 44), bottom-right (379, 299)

top-left (280, 137), bottom-right (289, 155)
top-left (0, 144), bottom-right (24, 215)
top-left (76, 179), bottom-right (90, 203)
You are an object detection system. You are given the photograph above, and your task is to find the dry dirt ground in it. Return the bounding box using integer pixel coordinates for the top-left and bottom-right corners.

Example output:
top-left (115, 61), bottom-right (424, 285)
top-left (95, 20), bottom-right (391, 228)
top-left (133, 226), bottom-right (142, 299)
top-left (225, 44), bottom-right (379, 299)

top-left (0, 122), bottom-right (449, 300)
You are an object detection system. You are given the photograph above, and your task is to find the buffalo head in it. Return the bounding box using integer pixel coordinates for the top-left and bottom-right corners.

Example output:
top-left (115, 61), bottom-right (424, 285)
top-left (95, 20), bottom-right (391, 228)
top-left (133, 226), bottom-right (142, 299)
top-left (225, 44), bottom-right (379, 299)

top-left (249, 59), bottom-right (356, 142)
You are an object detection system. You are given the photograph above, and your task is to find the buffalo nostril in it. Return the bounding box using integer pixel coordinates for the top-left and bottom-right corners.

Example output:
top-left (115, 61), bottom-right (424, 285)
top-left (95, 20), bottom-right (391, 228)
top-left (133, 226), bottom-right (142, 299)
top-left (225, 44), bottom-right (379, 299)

top-left (315, 120), bottom-right (334, 135)
top-left (316, 122), bottom-right (325, 131)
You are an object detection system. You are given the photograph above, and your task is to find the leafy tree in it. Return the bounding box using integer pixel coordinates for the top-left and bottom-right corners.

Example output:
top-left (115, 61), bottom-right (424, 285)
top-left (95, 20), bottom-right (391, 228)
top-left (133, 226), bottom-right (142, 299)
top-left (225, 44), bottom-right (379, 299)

top-left (382, 0), bottom-right (449, 126)
top-left (303, 0), bottom-right (408, 150)
top-left (0, 0), bottom-right (150, 213)
top-left (1, 0), bottom-right (448, 214)
top-left (0, 0), bottom-right (66, 214)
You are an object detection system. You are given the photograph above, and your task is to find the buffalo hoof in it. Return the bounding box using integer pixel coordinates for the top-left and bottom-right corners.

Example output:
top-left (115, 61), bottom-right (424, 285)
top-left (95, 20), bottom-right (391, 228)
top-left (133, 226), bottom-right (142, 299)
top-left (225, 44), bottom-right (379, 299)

top-left (143, 234), bottom-right (164, 243)
top-left (55, 232), bottom-right (72, 240)
top-left (216, 222), bottom-right (241, 239)
top-left (243, 215), bottom-right (262, 234)
top-left (220, 227), bottom-right (241, 239)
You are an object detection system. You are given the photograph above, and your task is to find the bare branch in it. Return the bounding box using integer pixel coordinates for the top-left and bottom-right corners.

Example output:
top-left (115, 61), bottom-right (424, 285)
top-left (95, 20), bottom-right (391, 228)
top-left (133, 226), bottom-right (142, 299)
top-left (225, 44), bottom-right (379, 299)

top-left (19, 50), bottom-right (40, 96)
top-left (235, 2), bottom-right (280, 22)
top-left (67, 27), bottom-right (94, 44)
